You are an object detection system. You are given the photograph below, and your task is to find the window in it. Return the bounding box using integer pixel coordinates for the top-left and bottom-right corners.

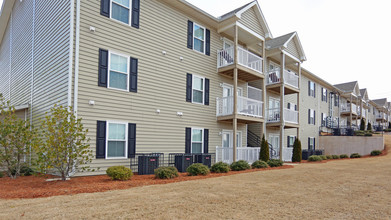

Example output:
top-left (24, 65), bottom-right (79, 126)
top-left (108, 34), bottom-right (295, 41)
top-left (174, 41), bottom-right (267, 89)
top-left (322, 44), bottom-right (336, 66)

top-left (192, 75), bottom-right (204, 104)
top-left (308, 137), bottom-right (315, 151)
top-left (287, 136), bottom-right (296, 148)
top-left (108, 52), bottom-right (129, 91)
top-left (322, 88), bottom-right (327, 102)
top-left (111, 0), bottom-right (131, 24)
top-left (193, 23), bottom-right (205, 53)
top-left (191, 128), bottom-right (203, 153)
top-left (309, 81), bottom-right (315, 97)
top-left (287, 103), bottom-right (297, 111)
top-left (269, 64), bottom-right (275, 70)
top-left (309, 109), bottom-right (315, 125)
top-left (321, 113), bottom-right (327, 126)
top-left (334, 94), bottom-right (339, 107)
top-left (107, 122), bottom-right (128, 158)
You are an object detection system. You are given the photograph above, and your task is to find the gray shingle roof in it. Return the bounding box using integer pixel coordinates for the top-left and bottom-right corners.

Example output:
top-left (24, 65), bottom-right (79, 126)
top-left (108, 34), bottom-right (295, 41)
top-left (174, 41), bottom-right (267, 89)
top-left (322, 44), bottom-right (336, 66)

top-left (372, 98), bottom-right (387, 107)
top-left (265, 32), bottom-right (295, 50)
top-left (219, 1), bottom-right (255, 20)
top-left (334, 81), bottom-right (357, 93)
top-left (359, 88), bottom-right (367, 97)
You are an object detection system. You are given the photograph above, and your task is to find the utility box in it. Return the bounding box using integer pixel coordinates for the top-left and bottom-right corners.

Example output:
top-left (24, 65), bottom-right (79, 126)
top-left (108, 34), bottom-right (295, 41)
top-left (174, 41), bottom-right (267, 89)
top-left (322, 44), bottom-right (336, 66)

top-left (174, 155), bottom-right (193, 172)
top-left (194, 154), bottom-right (211, 168)
top-left (138, 155), bottom-right (159, 175)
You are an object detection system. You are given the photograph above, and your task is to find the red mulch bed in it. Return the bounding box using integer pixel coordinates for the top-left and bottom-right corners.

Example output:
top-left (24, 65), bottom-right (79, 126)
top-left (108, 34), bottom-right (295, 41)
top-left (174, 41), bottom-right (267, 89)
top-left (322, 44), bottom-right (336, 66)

top-left (0, 165), bottom-right (293, 200)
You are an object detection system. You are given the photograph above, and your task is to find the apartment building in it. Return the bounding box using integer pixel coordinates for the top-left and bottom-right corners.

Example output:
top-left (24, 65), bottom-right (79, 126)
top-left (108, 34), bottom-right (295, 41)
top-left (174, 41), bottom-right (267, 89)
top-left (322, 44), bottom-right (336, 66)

top-left (0, 0), bottom-right (390, 174)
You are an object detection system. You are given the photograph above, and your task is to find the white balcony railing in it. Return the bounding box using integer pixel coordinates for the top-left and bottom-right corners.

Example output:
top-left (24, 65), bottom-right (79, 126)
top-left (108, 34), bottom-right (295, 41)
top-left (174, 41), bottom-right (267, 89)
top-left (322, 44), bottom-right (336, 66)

top-left (376, 113), bottom-right (387, 120)
top-left (217, 47), bottom-right (263, 73)
top-left (216, 147), bottom-right (260, 164)
top-left (341, 103), bottom-right (357, 114)
top-left (267, 108), bottom-right (298, 124)
top-left (216, 96), bottom-right (263, 118)
top-left (266, 69), bottom-right (299, 88)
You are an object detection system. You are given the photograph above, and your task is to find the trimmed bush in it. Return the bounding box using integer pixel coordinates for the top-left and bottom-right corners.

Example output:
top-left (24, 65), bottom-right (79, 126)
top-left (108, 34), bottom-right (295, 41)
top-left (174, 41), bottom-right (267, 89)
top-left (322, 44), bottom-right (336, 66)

top-left (320, 155), bottom-right (328, 160)
top-left (350, 153), bottom-right (361, 158)
top-left (0, 172), bottom-right (3, 178)
top-left (340, 154), bottom-right (349, 159)
top-left (251, 160), bottom-right (269, 169)
top-left (230, 160), bottom-right (251, 171)
top-left (326, 155), bottom-right (333, 160)
top-left (365, 133), bottom-right (373, 136)
top-left (332, 155), bottom-right (340, 159)
top-left (308, 155), bottom-right (322, 162)
top-left (367, 122), bottom-right (372, 131)
top-left (211, 162), bottom-right (230, 173)
top-left (154, 167), bottom-right (179, 179)
top-left (10, 164), bottom-right (34, 176)
top-left (360, 118), bottom-right (366, 131)
top-left (267, 159), bottom-right (284, 167)
top-left (292, 139), bottom-right (302, 162)
top-left (355, 130), bottom-right (365, 136)
top-left (187, 163), bottom-right (210, 176)
top-left (370, 150), bottom-right (382, 156)
top-left (106, 166), bottom-right (133, 181)
top-left (259, 135), bottom-right (269, 162)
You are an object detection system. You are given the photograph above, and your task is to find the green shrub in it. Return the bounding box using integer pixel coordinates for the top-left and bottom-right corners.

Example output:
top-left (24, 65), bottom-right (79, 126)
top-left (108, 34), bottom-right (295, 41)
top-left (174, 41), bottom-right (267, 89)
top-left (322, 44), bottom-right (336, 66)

top-left (308, 155), bottom-right (322, 162)
top-left (154, 167), bottom-right (179, 179)
top-left (350, 153), bottom-right (361, 158)
top-left (332, 155), bottom-right (340, 159)
top-left (292, 139), bottom-right (302, 162)
top-left (0, 172), bottom-right (4, 178)
top-left (259, 135), bottom-right (269, 162)
top-left (211, 162), bottom-right (230, 173)
top-left (367, 122), bottom-right (372, 131)
top-left (106, 166), bottom-right (133, 181)
top-left (370, 150), bottom-right (382, 156)
top-left (187, 163), bottom-right (210, 176)
top-left (267, 159), bottom-right (284, 167)
top-left (230, 160), bottom-right (251, 171)
top-left (251, 160), bottom-right (269, 169)
top-left (320, 155), bottom-right (327, 160)
top-left (326, 155), bottom-right (333, 160)
top-left (355, 130), bottom-right (364, 136)
top-left (364, 133), bottom-right (373, 136)
top-left (360, 118), bottom-right (366, 131)
top-left (340, 154), bottom-right (349, 159)
top-left (10, 164), bottom-right (34, 176)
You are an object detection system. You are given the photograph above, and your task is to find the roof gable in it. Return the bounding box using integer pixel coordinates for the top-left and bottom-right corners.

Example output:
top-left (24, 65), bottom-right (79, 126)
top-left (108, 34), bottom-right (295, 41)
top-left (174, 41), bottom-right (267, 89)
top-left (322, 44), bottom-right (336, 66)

top-left (238, 7), bottom-right (265, 37)
top-left (334, 81), bottom-right (358, 95)
top-left (265, 32), bottom-right (306, 61)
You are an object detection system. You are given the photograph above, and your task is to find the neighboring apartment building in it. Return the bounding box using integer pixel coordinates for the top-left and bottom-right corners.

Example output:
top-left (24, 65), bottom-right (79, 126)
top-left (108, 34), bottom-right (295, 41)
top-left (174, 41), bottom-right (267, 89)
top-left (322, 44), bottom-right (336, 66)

top-left (0, 0), bottom-right (390, 174)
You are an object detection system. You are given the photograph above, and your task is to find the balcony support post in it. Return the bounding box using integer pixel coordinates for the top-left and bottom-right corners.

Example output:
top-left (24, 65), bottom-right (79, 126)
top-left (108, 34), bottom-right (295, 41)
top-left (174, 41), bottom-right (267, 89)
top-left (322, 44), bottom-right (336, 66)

top-left (350, 94), bottom-right (353, 128)
top-left (233, 25), bottom-right (238, 162)
top-left (262, 41), bottom-right (267, 139)
top-left (297, 62), bottom-right (301, 139)
top-left (279, 52), bottom-right (285, 160)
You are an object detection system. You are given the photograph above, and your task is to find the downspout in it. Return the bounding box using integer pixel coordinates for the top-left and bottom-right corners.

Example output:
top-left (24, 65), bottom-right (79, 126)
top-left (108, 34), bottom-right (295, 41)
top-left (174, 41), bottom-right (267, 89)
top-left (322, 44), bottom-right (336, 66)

top-left (68, 0), bottom-right (75, 108)
top-left (30, 0), bottom-right (36, 164)
top-left (69, 0), bottom-right (81, 178)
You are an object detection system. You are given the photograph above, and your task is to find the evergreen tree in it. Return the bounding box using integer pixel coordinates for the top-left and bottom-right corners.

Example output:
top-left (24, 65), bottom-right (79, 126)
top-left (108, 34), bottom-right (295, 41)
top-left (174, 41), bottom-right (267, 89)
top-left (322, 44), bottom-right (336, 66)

top-left (367, 122), bottom-right (372, 131)
top-left (259, 134), bottom-right (269, 162)
top-left (360, 118), bottom-right (365, 131)
top-left (292, 138), bottom-right (302, 162)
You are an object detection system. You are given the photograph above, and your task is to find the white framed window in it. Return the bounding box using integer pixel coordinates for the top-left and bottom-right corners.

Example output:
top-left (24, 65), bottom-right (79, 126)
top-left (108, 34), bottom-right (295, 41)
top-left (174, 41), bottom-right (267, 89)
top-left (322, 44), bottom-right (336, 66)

top-left (110, 0), bottom-right (132, 25)
top-left (322, 88), bottom-right (327, 102)
top-left (287, 102), bottom-right (297, 111)
top-left (334, 94), bottom-right (339, 107)
top-left (309, 109), bottom-right (315, 125)
top-left (308, 137), bottom-right (315, 150)
top-left (221, 130), bottom-right (242, 148)
top-left (106, 121), bottom-right (128, 159)
top-left (287, 135), bottom-right (296, 148)
top-left (108, 52), bottom-right (129, 91)
top-left (309, 81), bottom-right (315, 97)
top-left (193, 23), bottom-right (206, 54)
top-left (192, 75), bottom-right (204, 104)
top-left (191, 128), bottom-right (203, 153)
top-left (321, 113), bottom-right (327, 126)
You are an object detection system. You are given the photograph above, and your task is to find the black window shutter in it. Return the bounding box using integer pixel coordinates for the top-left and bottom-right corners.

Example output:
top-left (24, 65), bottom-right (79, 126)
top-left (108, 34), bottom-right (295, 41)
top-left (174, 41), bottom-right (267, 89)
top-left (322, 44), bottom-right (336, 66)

top-left (287, 103), bottom-right (291, 109)
top-left (321, 88), bottom-right (323, 101)
top-left (96, 121), bottom-right (106, 159)
top-left (314, 84), bottom-right (316, 97)
top-left (131, 0), bottom-right (140, 28)
top-left (287, 136), bottom-right (290, 147)
top-left (186, 73), bottom-right (192, 102)
top-left (204, 78), bottom-right (209, 105)
top-left (100, 0), bottom-right (110, 17)
top-left (128, 123), bottom-right (136, 158)
top-left (314, 111), bottom-right (316, 125)
top-left (185, 127), bottom-right (191, 153)
top-left (308, 81), bottom-right (310, 96)
top-left (308, 109), bottom-right (310, 124)
top-left (204, 129), bottom-right (209, 153)
top-left (321, 113), bottom-right (324, 126)
top-left (129, 57), bottom-right (138, 92)
top-left (326, 90), bottom-right (328, 103)
top-left (206, 29), bottom-right (210, 56)
top-left (314, 138), bottom-right (316, 149)
top-left (308, 137), bottom-right (310, 150)
top-left (98, 49), bottom-right (108, 87)
top-left (295, 104), bottom-right (297, 111)
top-left (187, 20), bottom-right (193, 49)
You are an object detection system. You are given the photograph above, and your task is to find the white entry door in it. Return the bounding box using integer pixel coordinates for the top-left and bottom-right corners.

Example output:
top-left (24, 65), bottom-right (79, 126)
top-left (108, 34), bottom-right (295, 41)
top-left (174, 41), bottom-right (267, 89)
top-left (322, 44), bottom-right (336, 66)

top-left (221, 131), bottom-right (242, 163)
top-left (268, 134), bottom-right (280, 159)
top-left (223, 85), bottom-right (242, 115)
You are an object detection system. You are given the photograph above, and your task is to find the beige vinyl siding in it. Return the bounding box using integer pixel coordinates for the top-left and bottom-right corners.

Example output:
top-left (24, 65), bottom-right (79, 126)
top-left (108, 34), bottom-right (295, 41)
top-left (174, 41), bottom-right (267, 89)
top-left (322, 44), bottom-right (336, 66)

top-left (286, 40), bottom-right (300, 60)
top-left (77, 0), bottom-right (248, 174)
top-left (238, 8), bottom-right (265, 37)
top-left (0, 17), bottom-right (11, 101)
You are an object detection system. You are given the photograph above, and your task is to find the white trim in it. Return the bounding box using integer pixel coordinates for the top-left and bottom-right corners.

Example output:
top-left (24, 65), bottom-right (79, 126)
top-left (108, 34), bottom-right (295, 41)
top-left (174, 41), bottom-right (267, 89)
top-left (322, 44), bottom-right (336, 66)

top-left (73, 0), bottom-right (81, 115)
top-left (15, 103), bottom-right (29, 111)
top-left (193, 22), bottom-right (206, 54)
top-left (191, 127), bottom-right (204, 153)
top-left (236, 22), bottom-right (265, 41)
top-left (68, 0), bottom-right (74, 108)
top-left (107, 51), bottom-right (130, 92)
top-left (106, 121), bottom-right (128, 159)
top-left (192, 74), bottom-right (205, 104)
top-left (282, 50), bottom-right (301, 63)
top-left (109, 0), bottom-right (132, 26)
top-left (221, 130), bottom-right (242, 148)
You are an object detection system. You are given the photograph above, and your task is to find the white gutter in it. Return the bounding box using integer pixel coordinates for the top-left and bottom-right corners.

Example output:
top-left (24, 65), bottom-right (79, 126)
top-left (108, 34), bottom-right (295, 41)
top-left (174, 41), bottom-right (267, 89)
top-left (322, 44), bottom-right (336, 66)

top-left (67, 0), bottom-right (75, 108)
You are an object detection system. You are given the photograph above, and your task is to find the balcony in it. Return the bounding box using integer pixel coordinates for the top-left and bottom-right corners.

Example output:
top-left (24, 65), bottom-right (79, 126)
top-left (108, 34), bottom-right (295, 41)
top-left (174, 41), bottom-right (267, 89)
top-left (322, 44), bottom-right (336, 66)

top-left (361, 109), bottom-right (366, 118)
top-left (217, 47), bottom-right (263, 81)
top-left (267, 108), bottom-right (299, 127)
top-left (341, 103), bottom-right (358, 116)
top-left (216, 96), bottom-right (264, 123)
top-left (266, 69), bottom-right (299, 95)
top-left (376, 113), bottom-right (387, 121)
top-left (215, 146), bottom-right (260, 164)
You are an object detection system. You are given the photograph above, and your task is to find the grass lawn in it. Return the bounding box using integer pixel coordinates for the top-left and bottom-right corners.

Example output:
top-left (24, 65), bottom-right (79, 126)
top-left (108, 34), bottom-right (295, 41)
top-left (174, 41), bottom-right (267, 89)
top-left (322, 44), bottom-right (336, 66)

top-left (0, 135), bottom-right (390, 219)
